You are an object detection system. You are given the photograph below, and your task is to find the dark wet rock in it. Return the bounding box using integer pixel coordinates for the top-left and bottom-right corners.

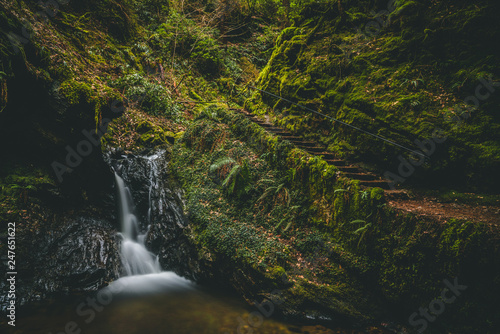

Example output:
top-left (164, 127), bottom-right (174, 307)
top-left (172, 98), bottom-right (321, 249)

top-left (37, 217), bottom-right (121, 292)
top-left (0, 216), bottom-right (120, 312)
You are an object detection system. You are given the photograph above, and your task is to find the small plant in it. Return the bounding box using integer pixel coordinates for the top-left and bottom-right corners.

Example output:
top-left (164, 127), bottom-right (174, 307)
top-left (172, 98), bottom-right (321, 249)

top-left (257, 182), bottom-right (291, 207)
top-left (209, 157), bottom-right (252, 198)
top-left (359, 190), bottom-right (369, 200)
top-left (111, 73), bottom-right (180, 117)
top-left (275, 205), bottom-right (301, 232)
top-left (350, 219), bottom-right (372, 248)
top-left (8, 184), bottom-right (37, 203)
top-left (197, 107), bottom-right (219, 121)
top-left (400, 78), bottom-right (424, 89)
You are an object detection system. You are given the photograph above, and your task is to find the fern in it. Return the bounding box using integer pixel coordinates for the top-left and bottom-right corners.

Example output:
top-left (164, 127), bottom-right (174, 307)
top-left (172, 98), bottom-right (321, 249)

top-left (283, 205), bottom-right (301, 231)
top-left (258, 182), bottom-right (290, 207)
top-left (257, 186), bottom-right (276, 203)
top-left (209, 157), bottom-right (236, 173)
top-left (350, 219), bottom-right (372, 248)
top-left (223, 164), bottom-right (241, 192)
top-left (359, 190), bottom-right (369, 201)
top-left (210, 157), bottom-right (253, 198)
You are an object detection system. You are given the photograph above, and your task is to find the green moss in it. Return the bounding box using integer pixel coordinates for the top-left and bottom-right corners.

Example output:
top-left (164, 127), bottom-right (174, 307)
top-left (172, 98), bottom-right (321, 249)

top-left (58, 79), bottom-right (119, 127)
top-left (194, 105), bottom-right (500, 331)
top-left (251, 0), bottom-right (500, 191)
top-left (370, 187), bottom-right (385, 202)
top-left (265, 265), bottom-right (286, 282)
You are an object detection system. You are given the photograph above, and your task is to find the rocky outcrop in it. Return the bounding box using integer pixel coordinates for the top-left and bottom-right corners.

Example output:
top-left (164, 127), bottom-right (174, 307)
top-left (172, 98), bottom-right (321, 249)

top-left (0, 209), bottom-right (121, 312)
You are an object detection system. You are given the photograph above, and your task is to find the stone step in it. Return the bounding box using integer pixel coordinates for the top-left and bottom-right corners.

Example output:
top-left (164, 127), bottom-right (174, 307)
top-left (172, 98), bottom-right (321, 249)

top-left (303, 146), bottom-right (327, 153)
top-left (234, 109), bottom-right (253, 117)
top-left (342, 172), bottom-right (377, 181)
top-left (336, 165), bottom-right (362, 173)
top-left (324, 159), bottom-right (346, 166)
top-left (313, 152), bottom-right (337, 160)
top-left (235, 108), bottom-right (392, 191)
top-left (259, 123), bottom-right (274, 128)
top-left (272, 132), bottom-right (295, 137)
top-left (359, 180), bottom-right (391, 189)
top-left (267, 127), bottom-right (286, 132)
top-left (291, 141), bottom-right (316, 147)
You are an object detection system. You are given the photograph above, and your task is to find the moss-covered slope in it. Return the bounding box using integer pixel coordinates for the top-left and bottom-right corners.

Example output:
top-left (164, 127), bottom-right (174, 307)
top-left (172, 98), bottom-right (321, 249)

top-left (171, 105), bottom-right (500, 333)
top-left (249, 0), bottom-right (500, 191)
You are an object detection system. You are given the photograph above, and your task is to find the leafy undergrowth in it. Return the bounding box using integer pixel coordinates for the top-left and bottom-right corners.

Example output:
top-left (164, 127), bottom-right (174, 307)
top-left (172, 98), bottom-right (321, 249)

top-left (170, 105), bottom-right (500, 332)
top-left (101, 107), bottom-right (184, 152)
top-left (171, 111), bottom-right (379, 323)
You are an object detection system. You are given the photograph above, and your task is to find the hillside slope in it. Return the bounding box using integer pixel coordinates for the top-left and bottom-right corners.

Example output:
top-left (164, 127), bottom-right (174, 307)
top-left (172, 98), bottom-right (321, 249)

top-left (249, 0), bottom-right (500, 192)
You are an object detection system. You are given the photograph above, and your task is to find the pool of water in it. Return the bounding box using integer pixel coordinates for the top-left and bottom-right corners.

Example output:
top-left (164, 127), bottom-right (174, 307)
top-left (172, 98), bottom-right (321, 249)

top-left (8, 272), bottom-right (392, 334)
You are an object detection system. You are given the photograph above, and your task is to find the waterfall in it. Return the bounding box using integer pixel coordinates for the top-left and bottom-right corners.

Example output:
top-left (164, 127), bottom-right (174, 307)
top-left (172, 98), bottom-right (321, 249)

top-left (114, 172), bottom-right (161, 276)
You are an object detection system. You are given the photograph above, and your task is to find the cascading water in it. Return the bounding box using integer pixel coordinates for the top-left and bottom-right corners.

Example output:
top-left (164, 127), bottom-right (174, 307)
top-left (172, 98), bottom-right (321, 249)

top-left (114, 171), bottom-right (161, 276)
top-left (106, 150), bottom-right (194, 299)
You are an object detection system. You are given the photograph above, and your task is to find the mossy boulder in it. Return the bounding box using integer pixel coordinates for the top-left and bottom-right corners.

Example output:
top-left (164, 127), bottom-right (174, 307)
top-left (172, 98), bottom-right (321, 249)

top-left (137, 121), bottom-right (172, 147)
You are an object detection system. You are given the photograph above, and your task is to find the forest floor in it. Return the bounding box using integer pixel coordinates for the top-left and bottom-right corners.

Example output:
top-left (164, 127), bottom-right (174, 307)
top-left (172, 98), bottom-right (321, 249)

top-left (387, 189), bottom-right (500, 226)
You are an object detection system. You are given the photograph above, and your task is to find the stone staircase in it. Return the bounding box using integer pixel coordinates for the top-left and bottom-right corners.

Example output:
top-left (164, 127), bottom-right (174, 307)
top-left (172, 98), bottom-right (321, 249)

top-left (232, 108), bottom-right (390, 189)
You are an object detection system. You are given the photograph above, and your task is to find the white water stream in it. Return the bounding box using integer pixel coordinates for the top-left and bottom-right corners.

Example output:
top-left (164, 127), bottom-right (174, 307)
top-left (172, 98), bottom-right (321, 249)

top-left (110, 155), bottom-right (194, 295)
top-left (114, 172), bottom-right (162, 276)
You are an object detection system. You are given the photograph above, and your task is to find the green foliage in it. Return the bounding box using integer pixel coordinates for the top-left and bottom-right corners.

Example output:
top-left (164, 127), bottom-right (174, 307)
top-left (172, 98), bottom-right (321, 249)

top-left (350, 219), bottom-right (372, 248)
top-left (69, 0), bottom-right (139, 40)
top-left (111, 73), bottom-right (180, 117)
top-left (0, 164), bottom-right (55, 219)
top-left (210, 156), bottom-right (253, 198)
top-left (172, 116), bottom-right (295, 270)
top-left (154, 13), bottom-right (223, 75)
top-left (191, 37), bottom-right (223, 76)
top-left (132, 0), bottom-right (170, 26)
top-left (257, 182), bottom-right (290, 206)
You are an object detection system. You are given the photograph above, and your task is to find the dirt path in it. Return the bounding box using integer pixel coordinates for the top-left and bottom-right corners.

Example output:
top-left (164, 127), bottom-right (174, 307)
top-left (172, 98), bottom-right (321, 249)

top-left (386, 191), bottom-right (500, 225)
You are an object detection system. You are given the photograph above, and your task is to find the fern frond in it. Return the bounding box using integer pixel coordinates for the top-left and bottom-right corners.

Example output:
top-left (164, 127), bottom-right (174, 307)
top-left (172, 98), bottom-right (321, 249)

top-left (222, 165), bottom-right (241, 188)
top-left (284, 188), bottom-right (291, 207)
top-left (283, 219), bottom-right (293, 231)
top-left (257, 186), bottom-right (277, 203)
top-left (275, 217), bottom-right (286, 230)
top-left (353, 223), bottom-right (371, 234)
top-left (209, 157), bottom-right (236, 173)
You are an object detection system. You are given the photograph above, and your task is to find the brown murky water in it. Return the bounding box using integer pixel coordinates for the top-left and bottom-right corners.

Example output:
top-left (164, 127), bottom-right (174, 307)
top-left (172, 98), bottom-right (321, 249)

top-left (8, 273), bottom-right (391, 334)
